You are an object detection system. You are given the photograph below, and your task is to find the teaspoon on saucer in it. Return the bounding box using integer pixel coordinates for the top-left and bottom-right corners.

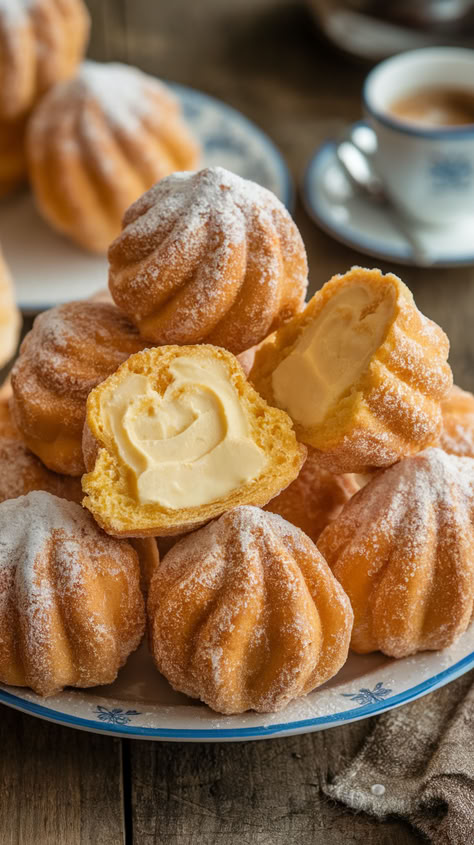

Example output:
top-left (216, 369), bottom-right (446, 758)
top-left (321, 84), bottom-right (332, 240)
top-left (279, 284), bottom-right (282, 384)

top-left (335, 129), bottom-right (433, 267)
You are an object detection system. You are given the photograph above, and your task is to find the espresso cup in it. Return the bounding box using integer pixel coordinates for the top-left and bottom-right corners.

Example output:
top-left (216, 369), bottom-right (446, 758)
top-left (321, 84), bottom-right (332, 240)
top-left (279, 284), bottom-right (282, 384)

top-left (363, 47), bottom-right (474, 226)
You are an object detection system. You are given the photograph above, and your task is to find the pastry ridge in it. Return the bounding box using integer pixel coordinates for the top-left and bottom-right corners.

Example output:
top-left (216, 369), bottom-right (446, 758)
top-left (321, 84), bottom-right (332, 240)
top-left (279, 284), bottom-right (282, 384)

top-left (26, 60), bottom-right (201, 252)
top-left (108, 166), bottom-right (308, 353)
top-left (250, 266), bottom-right (453, 473)
top-left (148, 506), bottom-right (353, 714)
top-left (10, 300), bottom-right (147, 475)
top-left (318, 447), bottom-right (474, 657)
top-left (0, 491), bottom-right (145, 696)
top-left (0, 0), bottom-right (90, 120)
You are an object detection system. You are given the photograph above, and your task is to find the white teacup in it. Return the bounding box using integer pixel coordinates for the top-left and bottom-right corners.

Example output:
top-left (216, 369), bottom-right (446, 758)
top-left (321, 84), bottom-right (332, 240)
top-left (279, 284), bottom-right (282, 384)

top-left (363, 47), bottom-right (474, 226)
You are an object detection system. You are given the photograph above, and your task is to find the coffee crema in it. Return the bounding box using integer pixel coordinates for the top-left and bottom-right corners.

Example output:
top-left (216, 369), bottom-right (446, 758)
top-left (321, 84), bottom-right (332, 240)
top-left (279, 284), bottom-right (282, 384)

top-left (388, 86), bottom-right (474, 128)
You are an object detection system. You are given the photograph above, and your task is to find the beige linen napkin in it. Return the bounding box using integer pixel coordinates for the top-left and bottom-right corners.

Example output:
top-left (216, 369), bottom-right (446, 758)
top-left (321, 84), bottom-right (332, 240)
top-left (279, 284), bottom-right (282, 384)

top-left (323, 670), bottom-right (474, 844)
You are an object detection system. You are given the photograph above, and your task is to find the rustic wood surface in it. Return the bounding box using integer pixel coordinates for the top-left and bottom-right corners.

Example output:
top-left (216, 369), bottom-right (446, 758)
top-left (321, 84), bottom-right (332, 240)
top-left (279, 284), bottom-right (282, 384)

top-left (1, 0), bottom-right (473, 842)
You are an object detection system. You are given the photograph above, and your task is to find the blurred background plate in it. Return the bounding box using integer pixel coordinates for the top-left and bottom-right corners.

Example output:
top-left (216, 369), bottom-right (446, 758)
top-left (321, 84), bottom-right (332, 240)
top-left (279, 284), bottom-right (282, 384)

top-left (0, 626), bottom-right (472, 742)
top-left (0, 83), bottom-right (293, 313)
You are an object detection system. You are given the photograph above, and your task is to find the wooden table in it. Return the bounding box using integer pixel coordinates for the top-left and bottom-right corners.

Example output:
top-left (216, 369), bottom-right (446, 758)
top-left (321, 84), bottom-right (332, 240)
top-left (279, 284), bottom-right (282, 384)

top-left (2, 2), bottom-right (473, 842)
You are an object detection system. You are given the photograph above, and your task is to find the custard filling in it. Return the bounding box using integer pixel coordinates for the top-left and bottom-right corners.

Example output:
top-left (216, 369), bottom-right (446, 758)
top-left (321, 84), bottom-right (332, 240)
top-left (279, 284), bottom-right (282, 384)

top-left (272, 283), bottom-right (395, 426)
top-left (100, 356), bottom-right (267, 508)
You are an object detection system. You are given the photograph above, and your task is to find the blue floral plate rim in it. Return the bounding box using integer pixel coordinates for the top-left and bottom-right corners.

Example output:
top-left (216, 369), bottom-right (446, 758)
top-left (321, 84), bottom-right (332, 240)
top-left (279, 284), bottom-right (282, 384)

top-left (0, 635), bottom-right (472, 742)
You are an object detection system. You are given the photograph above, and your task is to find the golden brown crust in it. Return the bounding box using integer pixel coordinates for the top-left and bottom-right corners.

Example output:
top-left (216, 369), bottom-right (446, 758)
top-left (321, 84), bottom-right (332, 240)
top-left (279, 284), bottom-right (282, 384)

top-left (0, 0), bottom-right (90, 120)
top-left (108, 167), bottom-right (308, 353)
top-left (10, 301), bottom-right (146, 476)
top-left (0, 248), bottom-right (21, 368)
top-left (0, 491), bottom-right (145, 696)
top-left (250, 267), bottom-right (453, 473)
top-left (148, 506), bottom-right (353, 714)
top-left (0, 377), bottom-right (19, 438)
top-left (437, 384), bottom-right (474, 458)
top-left (318, 447), bottom-right (474, 658)
top-left (264, 447), bottom-right (359, 544)
top-left (0, 436), bottom-right (83, 503)
top-left (0, 114), bottom-right (28, 196)
top-left (27, 61), bottom-right (200, 252)
top-left (82, 344), bottom-right (307, 537)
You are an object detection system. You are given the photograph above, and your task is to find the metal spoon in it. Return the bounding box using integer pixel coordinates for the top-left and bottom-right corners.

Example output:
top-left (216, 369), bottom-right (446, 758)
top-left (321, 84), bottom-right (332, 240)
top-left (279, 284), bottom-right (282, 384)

top-left (335, 128), bottom-right (433, 266)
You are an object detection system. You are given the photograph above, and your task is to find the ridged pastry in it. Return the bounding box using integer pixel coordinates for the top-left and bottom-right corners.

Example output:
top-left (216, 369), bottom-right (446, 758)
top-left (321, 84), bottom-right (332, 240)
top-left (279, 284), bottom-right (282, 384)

top-left (148, 506), bottom-right (353, 714)
top-left (265, 448), bottom-right (359, 544)
top-left (0, 247), bottom-right (21, 368)
top-left (108, 166), bottom-right (308, 354)
top-left (10, 301), bottom-right (146, 476)
top-left (437, 384), bottom-right (474, 459)
top-left (82, 345), bottom-right (306, 537)
top-left (0, 436), bottom-right (82, 503)
top-left (27, 60), bottom-right (201, 253)
top-left (0, 377), bottom-right (17, 438)
top-left (0, 0), bottom-right (89, 120)
top-left (0, 115), bottom-right (28, 195)
top-left (250, 267), bottom-right (453, 473)
top-left (318, 447), bottom-right (474, 658)
top-left (0, 491), bottom-right (145, 696)
top-left (0, 426), bottom-right (158, 586)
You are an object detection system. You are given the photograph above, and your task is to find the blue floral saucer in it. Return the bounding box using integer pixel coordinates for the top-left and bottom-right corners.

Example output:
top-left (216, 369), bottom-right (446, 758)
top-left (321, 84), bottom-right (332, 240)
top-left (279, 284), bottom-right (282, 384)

top-left (303, 123), bottom-right (474, 268)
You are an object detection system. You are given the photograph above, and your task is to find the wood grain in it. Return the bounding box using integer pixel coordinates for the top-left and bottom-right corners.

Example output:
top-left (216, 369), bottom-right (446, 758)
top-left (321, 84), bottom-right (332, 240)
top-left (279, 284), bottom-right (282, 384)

top-left (0, 1), bottom-right (470, 843)
top-left (0, 707), bottom-right (124, 845)
top-left (128, 728), bottom-right (419, 844)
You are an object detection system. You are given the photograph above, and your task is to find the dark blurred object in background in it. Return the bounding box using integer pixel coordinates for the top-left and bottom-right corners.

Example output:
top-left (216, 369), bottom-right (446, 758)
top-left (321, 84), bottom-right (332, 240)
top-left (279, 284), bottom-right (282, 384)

top-left (309, 0), bottom-right (474, 61)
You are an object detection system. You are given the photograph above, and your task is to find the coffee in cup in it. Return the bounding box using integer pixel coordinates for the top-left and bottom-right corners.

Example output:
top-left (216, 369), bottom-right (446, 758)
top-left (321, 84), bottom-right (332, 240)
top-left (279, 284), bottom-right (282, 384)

top-left (363, 48), bottom-right (474, 226)
top-left (389, 87), bottom-right (474, 128)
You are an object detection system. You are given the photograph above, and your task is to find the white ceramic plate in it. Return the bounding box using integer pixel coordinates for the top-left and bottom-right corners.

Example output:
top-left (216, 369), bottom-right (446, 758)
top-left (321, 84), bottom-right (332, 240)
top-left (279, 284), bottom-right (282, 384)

top-left (0, 83), bottom-right (293, 312)
top-left (302, 122), bottom-right (474, 267)
top-left (1, 626), bottom-right (472, 741)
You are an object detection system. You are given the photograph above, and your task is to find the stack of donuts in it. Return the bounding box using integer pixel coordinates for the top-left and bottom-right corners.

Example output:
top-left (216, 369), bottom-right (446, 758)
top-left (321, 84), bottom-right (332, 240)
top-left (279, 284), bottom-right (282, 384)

top-left (0, 163), bottom-right (473, 714)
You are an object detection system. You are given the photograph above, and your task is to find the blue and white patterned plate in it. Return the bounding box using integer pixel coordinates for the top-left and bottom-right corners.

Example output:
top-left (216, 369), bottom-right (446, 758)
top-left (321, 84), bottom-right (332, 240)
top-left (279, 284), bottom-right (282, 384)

top-left (1, 626), bottom-right (472, 741)
top-left (303, 124), bottom-right (474, 267)
top-left (0, 83), bottom-right (292, 312)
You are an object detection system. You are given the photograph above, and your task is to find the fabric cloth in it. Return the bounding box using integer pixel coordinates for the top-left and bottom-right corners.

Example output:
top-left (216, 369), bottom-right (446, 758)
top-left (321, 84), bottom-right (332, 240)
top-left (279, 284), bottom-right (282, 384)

top-left (323, 670), bottom-right (474, 844)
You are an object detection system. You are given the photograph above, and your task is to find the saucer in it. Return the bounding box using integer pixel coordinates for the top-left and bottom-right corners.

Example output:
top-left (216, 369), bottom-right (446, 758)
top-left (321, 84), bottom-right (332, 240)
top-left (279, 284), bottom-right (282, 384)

top-left (302, 127), bottom-right (474, 268)
top-left (0, 83), bottom-right (292, 312)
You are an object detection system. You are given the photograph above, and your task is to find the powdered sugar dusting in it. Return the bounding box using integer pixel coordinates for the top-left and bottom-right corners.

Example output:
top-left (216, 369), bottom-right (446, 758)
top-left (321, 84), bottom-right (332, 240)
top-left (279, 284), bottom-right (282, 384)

top-left (150, 506), bottom-right (351, 714)
top-left (0, 437), bottom-right (82, 503)
top-left (438, 385), bottom-right (474, 459)
top-left (109, 167), bottom-right (308, 353)
top-left (0, 0), bottom-right (35, 24)
top-left (319, 447), bottom-right (474, 657)
top-left (0, 491), bottom-right (145, 695)
top-left (265, 449), bottom-right (359, 543)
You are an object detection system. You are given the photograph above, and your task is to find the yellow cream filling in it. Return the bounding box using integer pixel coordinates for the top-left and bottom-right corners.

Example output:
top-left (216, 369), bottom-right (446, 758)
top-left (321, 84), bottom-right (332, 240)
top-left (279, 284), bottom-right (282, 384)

top-left (271, 283), bottom-right (395, 427)
top-left (100, 356), bottom-right (268, 509)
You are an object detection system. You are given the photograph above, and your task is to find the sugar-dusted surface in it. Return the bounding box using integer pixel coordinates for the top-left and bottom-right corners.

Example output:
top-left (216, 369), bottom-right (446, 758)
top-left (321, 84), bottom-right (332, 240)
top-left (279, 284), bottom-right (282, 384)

top-left (0, 437), bottom-right (82, 502)
top-left (109, 166), bottom-right (308, 353)
top-left (265, 448), bottom-right (359, 543)
top-left (0, 491), bottom-right (145, 696)
top-left (438, 384), bottom-right (474, 458)
top-left (0, 0), bottom-right (35, 24)
top-left (148, 506), bottom-right (352, 715)
top-left (319, 447), bottom-right (474, 658)
top-left (26, 56), bottom-right (199, 253)
top-left (32, 60), bottom-right (177, 137)
top-left (251, 267), bottom-right (453, 474)
top-left (10, 301), bottom-right (146, 475)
